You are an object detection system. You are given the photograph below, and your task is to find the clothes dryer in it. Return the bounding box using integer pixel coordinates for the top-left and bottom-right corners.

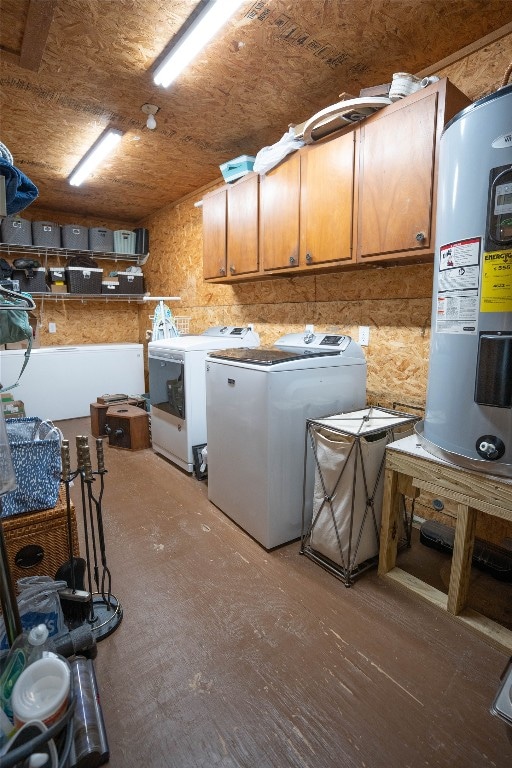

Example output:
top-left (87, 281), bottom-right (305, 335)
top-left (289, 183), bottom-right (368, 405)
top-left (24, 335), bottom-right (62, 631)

top-left (148, 326), bottom-right (259, 472)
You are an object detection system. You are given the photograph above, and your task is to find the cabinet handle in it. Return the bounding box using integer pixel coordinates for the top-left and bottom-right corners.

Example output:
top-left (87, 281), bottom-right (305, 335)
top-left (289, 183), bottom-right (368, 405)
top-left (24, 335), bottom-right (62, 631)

top-left (415, 232), bottom-right (426, 242)
top-left (305, 252), bottom-right (313, 264)
top-left (229, 264), bottom-right (236, 274)
top-left (219, 266), bottom-right (226, 275)
top-left (289, 255), bottom-right (296, 265)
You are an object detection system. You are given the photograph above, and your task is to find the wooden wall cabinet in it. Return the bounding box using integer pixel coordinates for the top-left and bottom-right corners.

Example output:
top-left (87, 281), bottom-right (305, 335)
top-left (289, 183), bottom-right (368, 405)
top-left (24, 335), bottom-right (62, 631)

top-left (203, 78), bottom-right (471, 283)
top-left (355, 79), bottom-right (471, 265)
top-left (202, 174), bottom-right (259, 280)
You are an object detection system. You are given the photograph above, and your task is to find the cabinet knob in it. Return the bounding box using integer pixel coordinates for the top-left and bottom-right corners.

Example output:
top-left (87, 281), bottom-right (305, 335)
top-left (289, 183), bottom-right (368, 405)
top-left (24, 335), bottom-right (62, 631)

top-left (229, 264), bottom-right (236, 274)
top-left (289, 255), bottom-right (296, 265)
top-left (305, 252), bottom-right (313, 264)
top-left (415, 232), bottom-right (426, 242)
top-left (219, 267), bottom-right (226, 275)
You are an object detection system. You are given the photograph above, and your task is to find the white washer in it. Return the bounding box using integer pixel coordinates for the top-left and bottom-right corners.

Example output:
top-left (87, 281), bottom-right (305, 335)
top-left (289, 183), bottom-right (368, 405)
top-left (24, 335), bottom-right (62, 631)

top-left (205, 327), bottom-right (367, 549)
top-left (148, 326), bottom-right (259, 472)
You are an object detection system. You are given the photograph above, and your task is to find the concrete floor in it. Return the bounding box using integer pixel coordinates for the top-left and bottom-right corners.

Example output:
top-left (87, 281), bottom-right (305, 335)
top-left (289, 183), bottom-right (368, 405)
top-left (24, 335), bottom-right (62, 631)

top-left (58, 417), bottom-right (511, 768)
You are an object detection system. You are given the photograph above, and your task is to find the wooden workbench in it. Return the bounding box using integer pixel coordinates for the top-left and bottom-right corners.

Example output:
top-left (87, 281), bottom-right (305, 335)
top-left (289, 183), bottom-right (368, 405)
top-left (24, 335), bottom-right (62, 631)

top-left (378, 434), bottom-right (512, 653)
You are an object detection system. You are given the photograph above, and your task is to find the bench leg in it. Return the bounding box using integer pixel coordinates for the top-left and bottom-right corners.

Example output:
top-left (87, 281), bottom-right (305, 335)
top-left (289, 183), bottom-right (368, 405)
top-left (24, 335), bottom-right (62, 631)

top-left (379, 468), bottom-right (401, 575)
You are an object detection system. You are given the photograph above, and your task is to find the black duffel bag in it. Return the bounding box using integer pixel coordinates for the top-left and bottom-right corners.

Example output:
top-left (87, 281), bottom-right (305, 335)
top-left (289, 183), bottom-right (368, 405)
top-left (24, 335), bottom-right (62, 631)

top-left (67, 254), bottom-right (99, 269)
top-left (12, 257), bottom-right (41, 277)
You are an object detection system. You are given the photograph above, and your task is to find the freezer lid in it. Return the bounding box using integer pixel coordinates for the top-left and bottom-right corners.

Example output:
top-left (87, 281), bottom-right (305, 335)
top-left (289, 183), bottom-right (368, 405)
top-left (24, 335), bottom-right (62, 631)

top-left (207, 347), bottom-right (341, 365)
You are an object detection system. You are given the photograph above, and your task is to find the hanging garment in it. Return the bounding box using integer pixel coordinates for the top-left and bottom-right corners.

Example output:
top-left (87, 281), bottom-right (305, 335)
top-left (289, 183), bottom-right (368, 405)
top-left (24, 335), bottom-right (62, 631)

top-left (0, 157), bottom-right (39, 215)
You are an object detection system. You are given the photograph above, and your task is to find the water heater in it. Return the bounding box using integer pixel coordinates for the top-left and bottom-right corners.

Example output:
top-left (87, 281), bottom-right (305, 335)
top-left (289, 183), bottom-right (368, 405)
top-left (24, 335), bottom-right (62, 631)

top-left (419, 84), bottom-right (512, 478)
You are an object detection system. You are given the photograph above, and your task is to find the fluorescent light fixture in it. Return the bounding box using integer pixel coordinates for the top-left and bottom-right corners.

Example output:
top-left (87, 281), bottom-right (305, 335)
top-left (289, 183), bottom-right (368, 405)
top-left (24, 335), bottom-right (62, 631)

top-left (69, 128), bottom-right (123, 186)
top-left (154, 0), bottom-right (245, 88)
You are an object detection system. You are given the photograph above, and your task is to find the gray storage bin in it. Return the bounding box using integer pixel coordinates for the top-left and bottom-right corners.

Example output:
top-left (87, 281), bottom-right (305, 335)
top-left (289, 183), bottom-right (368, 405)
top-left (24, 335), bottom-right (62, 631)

top-left (114, 230), bottom-right (136, 254)
top-left (1, 216), bottom-right (32, 246)
top-left (62, 224), bottom-right (89, 250)
top-left (89, 227), bottom-right (114, 253)
top-left (66, 266), bottom-right (103, 294)
top-left (12, 267), bottom-right (47, 293)
top-left (118, 271), bottom-right (144, 294)
top-left (32, 221), bottom-right (61, 248)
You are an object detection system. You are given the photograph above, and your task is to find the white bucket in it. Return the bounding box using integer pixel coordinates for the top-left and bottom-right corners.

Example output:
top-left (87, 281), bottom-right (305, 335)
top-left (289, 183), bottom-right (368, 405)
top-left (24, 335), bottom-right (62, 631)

top-left (389, 72), bottom-right (422, 101)
top-left (11, 656), bottom-right (71, 728)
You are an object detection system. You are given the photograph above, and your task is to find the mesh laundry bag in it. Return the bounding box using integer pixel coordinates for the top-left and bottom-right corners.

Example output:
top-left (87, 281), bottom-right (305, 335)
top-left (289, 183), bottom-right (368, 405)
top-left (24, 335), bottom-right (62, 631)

top-left (309, 428), bottom-right (389, 571)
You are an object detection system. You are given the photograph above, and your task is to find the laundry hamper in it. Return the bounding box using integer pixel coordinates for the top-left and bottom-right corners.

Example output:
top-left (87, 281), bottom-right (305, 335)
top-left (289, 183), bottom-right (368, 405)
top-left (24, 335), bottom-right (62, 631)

top-left (301, 407), bottom-right (418, 585)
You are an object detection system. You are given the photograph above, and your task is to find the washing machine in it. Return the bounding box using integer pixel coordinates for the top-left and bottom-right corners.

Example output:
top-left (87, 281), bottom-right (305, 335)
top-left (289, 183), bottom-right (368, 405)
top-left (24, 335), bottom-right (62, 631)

top-left (148, 325), bottom-right (259, 472)
top-left (205, 327), bottom-right (367, 548)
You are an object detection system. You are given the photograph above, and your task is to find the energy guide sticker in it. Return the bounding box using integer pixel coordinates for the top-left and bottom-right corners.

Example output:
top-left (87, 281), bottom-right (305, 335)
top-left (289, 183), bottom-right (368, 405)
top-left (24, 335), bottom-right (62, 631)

top-left (436, 238), bottom-right (481, 334)
top-left (480, 250), bottom-right (512, 312)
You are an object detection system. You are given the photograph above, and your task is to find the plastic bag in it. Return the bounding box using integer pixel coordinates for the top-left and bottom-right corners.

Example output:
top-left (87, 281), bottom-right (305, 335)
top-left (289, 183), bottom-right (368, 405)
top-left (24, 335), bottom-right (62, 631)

top-left (253, 129), bottom-right (304, 176)
top-left (0, 576), bottom-right (67, 653)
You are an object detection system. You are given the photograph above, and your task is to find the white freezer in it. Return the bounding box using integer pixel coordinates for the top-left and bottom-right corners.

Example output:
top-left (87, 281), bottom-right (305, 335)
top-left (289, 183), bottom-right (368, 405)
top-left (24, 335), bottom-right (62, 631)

top-left (0, 344), bottom-right (144, 421)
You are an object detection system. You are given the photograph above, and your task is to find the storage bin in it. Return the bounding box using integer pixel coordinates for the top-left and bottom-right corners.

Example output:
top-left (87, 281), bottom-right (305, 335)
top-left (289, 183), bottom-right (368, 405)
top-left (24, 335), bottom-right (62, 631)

top-left (117, 271), bottom-right (144, 294)
top-left (88, 227), bottom-right (114, 253)
top-left (32, 221), bottom-right (61, 248)
top-left (1, 216), bottom-right (33, 245)
top-left (219, 155), bottom-right (256, 183)
top-left (134, 227), bottom-right (149, 256)
top-left (114, 229), bottom-right (136, 254)
top-left (61, 224), bottom-right (89, 250)
top-left (47, 267), bottom-right (67, 294)
top-left (101, 280), bottom-right (120, 295)
top-left (66, 266), bottom-right (103, 294)
top-left (12, 267), bottom-right (47, 293)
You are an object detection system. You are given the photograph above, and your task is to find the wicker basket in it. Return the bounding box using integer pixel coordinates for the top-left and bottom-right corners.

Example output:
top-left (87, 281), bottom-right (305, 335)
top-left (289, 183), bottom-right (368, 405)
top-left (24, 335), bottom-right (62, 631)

top-left (66, 266), bottom-right (103, 294)
top-left (1, 487), bottom-right (80, 584)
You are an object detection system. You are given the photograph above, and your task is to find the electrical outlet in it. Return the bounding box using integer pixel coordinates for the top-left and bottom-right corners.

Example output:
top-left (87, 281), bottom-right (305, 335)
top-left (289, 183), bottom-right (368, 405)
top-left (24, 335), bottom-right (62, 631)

top-left (48, 322), bottom-right (56, 334)
top-left (359, 326), bottom-right (370, 346)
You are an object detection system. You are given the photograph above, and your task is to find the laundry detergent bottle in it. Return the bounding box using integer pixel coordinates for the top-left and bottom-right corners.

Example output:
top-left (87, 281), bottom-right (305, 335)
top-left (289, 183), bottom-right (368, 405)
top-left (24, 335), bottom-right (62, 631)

top-left (0, 623), bottom-right (54, 721)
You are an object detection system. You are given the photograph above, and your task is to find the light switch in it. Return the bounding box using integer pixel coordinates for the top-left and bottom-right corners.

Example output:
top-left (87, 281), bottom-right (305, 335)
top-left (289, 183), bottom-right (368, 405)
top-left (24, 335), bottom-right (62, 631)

top-left (49, 322), bottom-right (56, 333)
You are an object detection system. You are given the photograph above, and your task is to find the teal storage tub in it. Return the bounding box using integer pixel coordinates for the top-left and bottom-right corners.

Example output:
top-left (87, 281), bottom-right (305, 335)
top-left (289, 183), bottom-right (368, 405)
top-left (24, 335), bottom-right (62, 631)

top-left (219, 155), bottom-right (255, 183)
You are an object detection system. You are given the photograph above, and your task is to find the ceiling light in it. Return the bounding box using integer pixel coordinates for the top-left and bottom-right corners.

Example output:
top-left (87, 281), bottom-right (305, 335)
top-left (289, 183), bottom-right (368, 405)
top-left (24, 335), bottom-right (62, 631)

top-left (141, 103), bottom-right (159, 130)
top-left (153, 0), bottom-right (245, 88)
top-left (69, 128), bottom-right (123, 186)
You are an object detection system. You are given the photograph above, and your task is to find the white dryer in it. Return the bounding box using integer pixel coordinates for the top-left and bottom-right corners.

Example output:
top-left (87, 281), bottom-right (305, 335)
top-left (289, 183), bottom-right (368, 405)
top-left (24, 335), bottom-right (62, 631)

top-left (205, 327), bottom-right (367, 548)
top-left (148, 326), bottom-right (259, 472)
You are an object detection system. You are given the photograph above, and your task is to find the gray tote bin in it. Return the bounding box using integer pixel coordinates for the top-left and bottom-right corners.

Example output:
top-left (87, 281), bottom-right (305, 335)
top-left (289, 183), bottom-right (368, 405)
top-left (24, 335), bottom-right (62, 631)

top-left (89, 227), bottom-right (114, 253)
top-left (1, 216), bottom-right (33, 246)
top-left (62, 224), bottom-right (89, 250)
top-left (32, 221), bottom-right (61, 248)
top-left (114, 230), bottom-right (136, 254)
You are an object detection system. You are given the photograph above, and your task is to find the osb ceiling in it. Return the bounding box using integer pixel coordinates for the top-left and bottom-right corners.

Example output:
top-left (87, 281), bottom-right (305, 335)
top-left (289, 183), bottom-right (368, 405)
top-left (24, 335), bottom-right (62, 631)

top-left (1, 0), bottom-right (512, 224)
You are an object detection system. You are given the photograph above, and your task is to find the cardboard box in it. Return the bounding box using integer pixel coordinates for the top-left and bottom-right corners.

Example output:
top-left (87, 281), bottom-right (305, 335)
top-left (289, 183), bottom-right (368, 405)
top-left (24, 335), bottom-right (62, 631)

top-left (1, 392), bottom-right (14, 404)
top-left (51, 283), bottom-right (68, 294)
top-left (3, 400), bottom-right (25, 418)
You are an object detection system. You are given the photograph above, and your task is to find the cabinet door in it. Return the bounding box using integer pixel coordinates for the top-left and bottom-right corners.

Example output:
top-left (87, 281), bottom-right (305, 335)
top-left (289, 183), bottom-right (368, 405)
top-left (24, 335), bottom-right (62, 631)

top-left (357, 91), bottom-right (437, 261)
top-left (260, 152), bottom-right (300, 271)
top-left (203, 188), bottom-right (227, 279)
top-left (227, 174), bottom-right (259, 277)
top-left (300, 131), bottom-right (355, 266)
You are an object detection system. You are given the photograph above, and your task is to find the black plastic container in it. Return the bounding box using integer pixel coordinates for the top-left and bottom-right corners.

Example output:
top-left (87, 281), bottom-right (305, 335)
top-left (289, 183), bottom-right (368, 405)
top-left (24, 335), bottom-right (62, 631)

top-left (133, 228), bottom-right (149, 256)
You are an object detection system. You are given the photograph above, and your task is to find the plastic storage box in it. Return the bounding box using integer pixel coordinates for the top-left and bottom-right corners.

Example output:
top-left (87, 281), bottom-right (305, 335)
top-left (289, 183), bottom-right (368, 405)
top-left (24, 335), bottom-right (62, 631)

top-left (32, 221), bottom-right (61, 248)
top-left (117, 271), bottom-right (144, 294)
top-left (88, 227), bottom-right (114, 253)
top-left (134, 228), bottom-right (149, 256)
top-left (66, 266), bottom-right (103, 294)
top-left (12, 267), bottom-right (47, 293)
top-left (219, 155), bottom-right (256, 183)
top-left (47, 267), bottom-right (67, 293)
top-left (101, 280), bottom-right (120, 295)
top-left (114, 230), bottom-right (136, 254)
top-left (61, 224), bottom-right (89, 250)
top-left (1, 216), bottom-right (33, 245)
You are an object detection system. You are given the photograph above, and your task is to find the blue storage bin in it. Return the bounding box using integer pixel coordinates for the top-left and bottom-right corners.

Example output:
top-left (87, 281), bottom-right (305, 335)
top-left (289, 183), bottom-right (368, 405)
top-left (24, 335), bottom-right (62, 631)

top-left (219, 155), bottom-right (255, 183)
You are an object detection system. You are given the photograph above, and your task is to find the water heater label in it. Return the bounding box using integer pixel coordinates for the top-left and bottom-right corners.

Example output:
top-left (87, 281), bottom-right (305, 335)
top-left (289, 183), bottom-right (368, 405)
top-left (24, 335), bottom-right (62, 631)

top-left (436, 237), bottom-right (481, 334)
top-left (481, 249), bottom-right (512, 312)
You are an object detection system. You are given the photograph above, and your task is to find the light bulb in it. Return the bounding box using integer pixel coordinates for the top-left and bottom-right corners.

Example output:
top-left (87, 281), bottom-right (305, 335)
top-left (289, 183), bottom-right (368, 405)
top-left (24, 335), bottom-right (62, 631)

top-left (146, 113), bottom-right (157, 130)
